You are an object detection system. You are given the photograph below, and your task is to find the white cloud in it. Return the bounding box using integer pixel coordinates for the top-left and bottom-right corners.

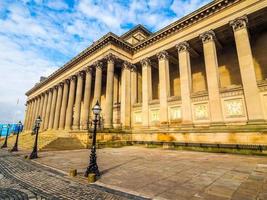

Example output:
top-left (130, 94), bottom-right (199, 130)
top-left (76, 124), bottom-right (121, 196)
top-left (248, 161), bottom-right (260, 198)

top-left (46, 0), bottom-right (69, 10)
top-left (171, 0), bottom-right (211, 17)
top-left (0, 0), bottom-right (211, 124)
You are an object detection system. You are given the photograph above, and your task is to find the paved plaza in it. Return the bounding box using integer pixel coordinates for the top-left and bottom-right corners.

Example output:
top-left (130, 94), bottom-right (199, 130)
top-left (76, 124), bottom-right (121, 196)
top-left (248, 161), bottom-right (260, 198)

top-left (0, 149), bottom-right (146, 200)
top-left (1, 147), bottom-right (267, 199)
top-left (35, 146), bottom-right (267, 200)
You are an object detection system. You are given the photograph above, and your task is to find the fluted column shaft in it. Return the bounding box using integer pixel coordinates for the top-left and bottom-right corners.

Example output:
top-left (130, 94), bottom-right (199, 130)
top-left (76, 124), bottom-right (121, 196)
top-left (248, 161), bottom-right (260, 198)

top-left (121, 62), bottom-right (131, 128)
top-left (81, 68), bottom-right (93, 129)
top-left (30, 98), bottom-right (37, 129)
top-left (33, 97), bottom-right (41, 125)
top-left (105, 57), bottom-right (115, 128)
top-left (177, 42), bottom-right (193, 125)
top-left (39, 94), bottom-right (45, 118)
top-left (59, 80), bottom-right (69, 130)
top-left (157, 51), bottom-right (170, 124)
top-left (24, 102), bottom-right (31, 130)
top-left (65, 76), bottom-right (76, 130)
top-left (44, 89), bottom-right (53, 130)
top-left (40, 92), bottom-right (48, 131)
top-left (230, 16), bottom-right (265, 122)
top-left (73, 72), bottom-right (84, 130)
top-left (200, 30), bottom-right (224, 125)
top-left (53, 83), bottom-right (63, 129)
top-left (36, 96), bottom-right (42, 119)
top-left (131, 66), bottom-right (137, 105)
top-left (93, 62), bottom-right (103, 105)
top-left (141, 58), bottom-right (152, 127)
top-left (48, 87), bottom-right (58, 130)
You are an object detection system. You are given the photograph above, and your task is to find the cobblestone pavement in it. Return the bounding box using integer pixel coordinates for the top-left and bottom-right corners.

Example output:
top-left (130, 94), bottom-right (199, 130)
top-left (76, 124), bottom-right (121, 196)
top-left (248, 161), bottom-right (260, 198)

top-left (0, 149), bottom-right (148, 200)
top-left (36, 147), bottom-right (267, 200)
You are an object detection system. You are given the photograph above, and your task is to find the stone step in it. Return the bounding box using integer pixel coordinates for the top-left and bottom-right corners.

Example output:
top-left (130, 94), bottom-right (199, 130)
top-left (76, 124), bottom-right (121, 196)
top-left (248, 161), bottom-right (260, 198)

top-left (42, 137), bottom-right (86, 151)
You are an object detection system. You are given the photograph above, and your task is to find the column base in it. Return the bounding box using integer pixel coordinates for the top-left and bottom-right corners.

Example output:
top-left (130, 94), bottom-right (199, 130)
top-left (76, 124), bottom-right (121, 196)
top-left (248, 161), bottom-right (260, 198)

top-left (247, 119), bottom-right (267, 125)
top-left (104, 124), bottom-right (113, 129)
top-left (181, 121), bottom-right (194, 128)
top-left (72, 125), bottom-right (80, 130)
top-left (160, 121), bottom-right (169, 128)
top-left (210, 121), bottom-right (225, 127)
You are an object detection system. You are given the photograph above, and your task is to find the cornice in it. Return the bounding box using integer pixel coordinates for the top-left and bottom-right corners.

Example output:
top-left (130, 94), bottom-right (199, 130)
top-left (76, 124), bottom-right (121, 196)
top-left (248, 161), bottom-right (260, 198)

top-left (133, 0), bottom-right (242, 52)
top-left (26, 0), bottom-right (242, 96)
top-left (26, 33), bottom-right (133, 96)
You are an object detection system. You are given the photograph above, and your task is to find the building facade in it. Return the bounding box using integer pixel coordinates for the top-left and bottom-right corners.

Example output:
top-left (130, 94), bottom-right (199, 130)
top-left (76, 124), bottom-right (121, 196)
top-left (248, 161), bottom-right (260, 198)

top-left (24, 0), bottom-right (267, 144)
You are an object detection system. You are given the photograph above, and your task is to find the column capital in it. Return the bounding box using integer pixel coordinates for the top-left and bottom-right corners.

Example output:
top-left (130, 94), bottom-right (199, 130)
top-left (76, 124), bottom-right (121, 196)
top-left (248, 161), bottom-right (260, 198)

top-left (64, 79), bottom-right (70, 84)
top-left (105, 53), bottom-right (117, 64)
top-left (122, 61), bottom-right (132, 70)
top-left (176, 41), bottom-right (190, 53)
top-left (157, 50), bottom-right (169, 61)
top-left (77, 71), bottom-right (85, 77)
top-left (59, 82), bottom-right (64, 87)
top-left (199, 30), bottom-right (216, 43)
top-left (70, 75), bottom-right (77, 81)
top-left (230, 15), bottom-right (248, 32)
top-left (94, 61), bottom-right (103, 69)
top-left (85, 66), bottom-right (93, 74)
top-left (49, 88), bottom-right (53, 92)
top-left (140, 57), bottom-right (151, 67)
top-left (131, 65), bottom-right (137, 72)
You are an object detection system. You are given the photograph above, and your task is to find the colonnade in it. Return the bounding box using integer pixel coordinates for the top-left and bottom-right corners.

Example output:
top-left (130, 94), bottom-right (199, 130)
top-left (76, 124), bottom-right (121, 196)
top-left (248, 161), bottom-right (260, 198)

top-left (24, 54), bottom-right (135, 131)
top-left (23, 16), bottom-right (266, 131)
top-left (140, 16), bottom-right (265, 126)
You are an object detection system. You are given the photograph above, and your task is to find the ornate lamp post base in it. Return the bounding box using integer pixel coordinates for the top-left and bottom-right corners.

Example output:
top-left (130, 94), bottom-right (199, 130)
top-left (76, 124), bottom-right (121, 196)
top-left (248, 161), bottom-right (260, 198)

top-left (29, 151), bottom-right (38, 159)
top-left (84, 146), bottom-right (100, 177)
top-left (10, 145), bottom-right (18, 152)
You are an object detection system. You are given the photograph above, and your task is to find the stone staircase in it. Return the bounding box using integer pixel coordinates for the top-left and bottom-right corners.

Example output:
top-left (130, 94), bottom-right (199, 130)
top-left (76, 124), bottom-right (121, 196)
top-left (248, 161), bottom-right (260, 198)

top-left (0, 130), bottom-right (86, 151)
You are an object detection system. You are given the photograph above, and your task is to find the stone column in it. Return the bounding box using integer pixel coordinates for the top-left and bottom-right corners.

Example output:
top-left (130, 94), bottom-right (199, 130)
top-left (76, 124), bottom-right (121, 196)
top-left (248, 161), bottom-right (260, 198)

top-left (59, 79), bottom-right (69, 130)
top-left (44, 89), bottom-right (53, 130)
top-left (176, 42), bottom-right (193, 126)
top-left (73, 72), bottom-right (84, 130)
top-left (34, 97), bottom-right (41, 123)
top-left (230, 16), bottom-right (265, 123)
top-left (24, 101), bottom-right (31, 130)
top-left (131, 65), bottom-right (137, 105)
top-left (65, 76), bottom-right (76, 130)
top-left (93, 61), bottom-right (103, 106)
top-left (105, 54), bottom-right (115, 128)
top-left (200, 30), bottom-right (224, 125)
top-left (40, 92), bottom-right (48, 131)
top-left (114, 74), bottom-right (119, 104)
top-left (30, 98), bottom-right (38, 129)
top-left (81, 67), bottom-right (93, 129)
top-left (157, 51), bottom-right (170, 125)
top-left (53, 83), bottom-right (63, 129)
top-left (141, 58), bottom-right (152, 128)
top-left (120, 62), bottom-right (132, 128)
top-left (48, 86), bottom-right (58, 130)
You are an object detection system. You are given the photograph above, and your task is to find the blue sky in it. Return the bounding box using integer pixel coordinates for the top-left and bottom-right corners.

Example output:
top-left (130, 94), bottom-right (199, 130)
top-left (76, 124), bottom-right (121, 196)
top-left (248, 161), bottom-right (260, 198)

top-left (0, 0), bottom-right (210, 123)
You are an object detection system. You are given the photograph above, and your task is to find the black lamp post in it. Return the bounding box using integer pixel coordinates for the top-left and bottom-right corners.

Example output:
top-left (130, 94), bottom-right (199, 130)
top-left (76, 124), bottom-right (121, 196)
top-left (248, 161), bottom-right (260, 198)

top-left (11, 121), bottom-right (22, 152)
top-left (29, 116), bottom-right (42, 159)
top-left (1, 124), bottom-right (10, 149)
top-left (84, 100), bottom-right (101, 177)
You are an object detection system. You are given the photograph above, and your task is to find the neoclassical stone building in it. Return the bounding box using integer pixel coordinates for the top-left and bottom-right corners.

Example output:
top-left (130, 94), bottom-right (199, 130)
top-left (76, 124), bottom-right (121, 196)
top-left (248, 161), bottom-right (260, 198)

top-left (24, 0), bottom-right (267, 144)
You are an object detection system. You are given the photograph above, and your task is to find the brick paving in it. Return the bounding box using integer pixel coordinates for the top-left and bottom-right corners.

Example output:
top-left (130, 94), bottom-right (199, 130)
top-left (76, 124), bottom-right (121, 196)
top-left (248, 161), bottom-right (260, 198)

top-left (0, 149), bottom-right (148, 200)
top-left (36, 146), bottom-right (267, 200)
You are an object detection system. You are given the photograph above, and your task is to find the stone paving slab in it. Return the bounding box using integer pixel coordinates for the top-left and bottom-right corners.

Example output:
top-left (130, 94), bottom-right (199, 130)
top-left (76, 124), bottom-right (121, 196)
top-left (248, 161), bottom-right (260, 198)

top-left (0, 149), bottom-right (149, 200)
top-left (35, 146), bottom-right (267, 200)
